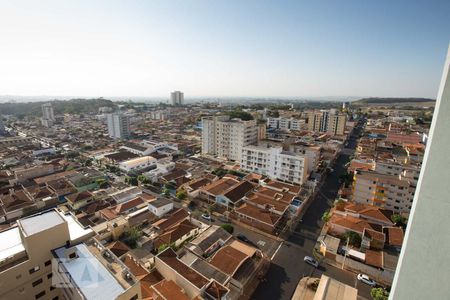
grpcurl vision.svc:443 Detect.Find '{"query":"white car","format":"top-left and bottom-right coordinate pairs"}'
top-left (357, 273), bottom-right (377, 287)
top-left (303, 256), bottom-right (319, 268)
top-left (201, 214), bottom-right (212, 221)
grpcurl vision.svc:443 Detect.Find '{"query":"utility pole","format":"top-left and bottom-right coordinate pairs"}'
top-left (341, 236), bottom-right (350, 270)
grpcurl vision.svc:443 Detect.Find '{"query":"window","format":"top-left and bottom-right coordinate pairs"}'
top-left (32, 278), bottom-right (43, 287)
top-left (35, 291), bottom-right (46, 299)
top-left (68, 252), bottom-right (77, 259)
top-left (50, 286), bottom-right (56, 291)
top-left (47, 273), bottom-right (53, 279)
top-left (52, 297), bottom-right (59, 300)
top-left (29, 266), bottom-right (40, 274)
top-left (44, 260), bottom-right (51, 267)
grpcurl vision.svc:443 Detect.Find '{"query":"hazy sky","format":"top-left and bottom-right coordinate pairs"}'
top-left (0, 0), bottom-right (449, 99)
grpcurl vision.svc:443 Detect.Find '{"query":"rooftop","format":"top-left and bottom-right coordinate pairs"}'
top-left (18, 210), bottom-right (65, 236)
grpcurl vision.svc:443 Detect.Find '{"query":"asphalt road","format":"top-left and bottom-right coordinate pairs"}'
top-left (252, 121), bottom-right (373, 300)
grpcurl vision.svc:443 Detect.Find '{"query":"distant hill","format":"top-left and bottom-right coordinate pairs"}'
top-left (353, 97), bottom-right (435, 104)
top-left (0, 98), bottom-right (116, 117)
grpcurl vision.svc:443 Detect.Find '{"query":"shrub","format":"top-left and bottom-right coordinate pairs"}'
top-left (220, 224), bottom-right (234, 234)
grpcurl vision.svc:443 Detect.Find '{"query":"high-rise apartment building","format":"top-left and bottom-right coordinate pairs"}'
top-left (107, 113), bottom-right (131, 139)
top-left (390, 46), bottom-right (450, 299)
top-left (267, 117), bottom-right (305, 131)
top-left (240, 144), bottom-right (308, 185)
top-left (351, 171), bottom-right (414, 214)
top-left (41, 103), bottom-right (55, 128)
top-left (201, 116), bottom-right (258, 161)
top-left (307, 110), bottom-right (347, 135)
top-left (0, 209), bottom-right (143, 300)
top-left (170, 91), bottom-right (184, 106)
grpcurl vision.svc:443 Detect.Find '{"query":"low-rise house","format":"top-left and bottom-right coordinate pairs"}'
top-left (119, 156), bottom-right (157, 173)
top-left (65, 191), bottom-right (94, 210)
top-left (187, 225), bottom-right (232, 257)
top-left (147, 198), bottom-right (173, 217)
top-left (153, 219), bottom-right (199, 250)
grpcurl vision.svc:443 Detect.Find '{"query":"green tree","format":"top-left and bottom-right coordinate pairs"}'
top-left (220, 224), bottom-right (234, 234)
top-left (125, 176), bottom-right (138, 186)
top-left (391, 214), bottom-right (406, 226)
top-left (158, 244), bottom-right (169, 253)
top-left (371, 288), bottom-right (389, 300)
top-left (96, 179), bottom-right (108, 189)
top-left (176, 190), bottom-right (187, 200)
top-left (120, 227), bottom-right (143, 249)
top-left (322, 210), bottom-right (331, 223)
top-left (137, 175), bottom-right (150, 184)
top-left (344, 231), bottom-right (362, 247)
top-left (226, 110), bottom-right (254, 121)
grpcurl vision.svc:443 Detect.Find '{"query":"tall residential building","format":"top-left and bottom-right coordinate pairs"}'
top-left (307, 110), bottom-right (347, 135)
top-left (389, 46), bottom-right (450, 299)
top-left (107, 113), bottom-right (131, 139)
top-left (171, 91), bottom-right (184, 106)
top-left (41, 103), bottom-right (55, 127)
top-left (241, 144), bottom-right (308, 185)
top-left (0, 209), bottom-right (141, 300)
top-left (0, 118), bottom-right (5, 136)
top-left (267, 117), bottom-right (305, 131)
top-left (201, 115), bottom-right (258, 161)
top-left (351, 170), bottom-right (414, 214)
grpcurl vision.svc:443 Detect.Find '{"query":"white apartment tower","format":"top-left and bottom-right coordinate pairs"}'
top-left (41, 103), bottom-right (55, 127)
top-left (202, 115), bottom-right (258, 161)
top-left (171, 91), bottom-right (184, 106)
top-left (107, 113), bottom-right (131, 139)
top-left (241, 144), bottom-right (308, 185)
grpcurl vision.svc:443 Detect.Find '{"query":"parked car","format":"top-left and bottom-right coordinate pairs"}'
top-left (357, 274), bottom-right (377, 287)
top-left (201, 214), bottom-right (212, 221)
top-left (303, 256), bottom-right (319, 268)
top-left (236, 234), bottom-right (252, 244)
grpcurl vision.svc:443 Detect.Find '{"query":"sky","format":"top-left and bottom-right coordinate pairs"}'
top-left (0, 0), bottom-right (449, 99)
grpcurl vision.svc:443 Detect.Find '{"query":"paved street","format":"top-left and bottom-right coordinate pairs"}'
top-left (252, 121), bottom-right (373, 300)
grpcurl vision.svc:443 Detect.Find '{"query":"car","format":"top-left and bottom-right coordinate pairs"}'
top-left (201, 214), bottom-right (212, 221)
top-left (236, 234), bottom-right (252, 244)
top-left (303, 256), bottom-right (319, 268)
top-left (357, 274), bottom-right (377, 287)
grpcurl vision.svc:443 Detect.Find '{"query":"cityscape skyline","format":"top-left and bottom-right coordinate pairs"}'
top-left (1, 0), bottom-right (449, 99)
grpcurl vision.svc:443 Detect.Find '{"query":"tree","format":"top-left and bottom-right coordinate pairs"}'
top-left (125, 176), bottom-right (138, 186)
top-left (176, 190), bottom-right (187, 200)
top-left (226, 110), bottom-right (254, 121)
top-left (322, 210), bottom-right (331, 223)
top-left (391, 214), bottom-right (406, 226)
top-left (344, 231), bottom-right (362, 247)
top-left (220, 224), bottom-right (234, 234)
top-left (371, 288), bottom-right (389, 300)
top-left (120, 227), bottom-right (143, 249)
top-left (207, 203), bottom-right (216, 214)
top-left (96, 179), bottom-right (108, 189)
top-left (137, 175), bottom-right (150, 185)
top-left (158, 244), bottom-right (169, 253)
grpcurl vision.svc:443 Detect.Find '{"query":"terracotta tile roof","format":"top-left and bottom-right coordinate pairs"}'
top-left (65, 191), bottom-right (93, 204)
top-left (265, 180), bottom-right (301, 194)
top-left (209, 244), bottom-right (249, 276)
top-left (104, 151), bottom-right (139, 162)
top-left (154, 219), bottom-right (197, 249)
top-left (152, 208), bottom-right (189, 231)
top-left (122, 255), bottom-right (149, 280)
top-left (114, 197), bottom-right (145, 214)
top-left (186, 177), bottom-right (212, 191)
top-left (162, 169), bottom-right (187, 182)
top-left (223, 180), bottom-right (255, 203)
top-left (205, 280), bottom-right (229, 300)
top-left (107, 241), bottom-right (130, 257)
top-left (330, 214), bottom-right (381, 234)
top-left (344, 203), bottom-right (394, 225)
top-left (201, 177), bottom-right (240, 196)
top-left (365, 249), bottom-right (383, 268)
top-left (99, 207), bottom-right (118, 220)
top-left (384, 226), bottom-right (404, 246)
top-left (363, 228), bottom-right (385, 242)
top-left (157, 248), bottom-right (209, 289)
top-left (235, 203), bottom-right (282, 226)
top-left (0, 190), bottom-right (34, 211)
top-left (152, 279), bottom-right (190, 300)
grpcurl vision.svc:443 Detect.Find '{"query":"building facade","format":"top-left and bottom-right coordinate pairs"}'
top-left (307, 110), bottom-right (347, 135)
top-left (267, 117), bottom-right (305, 131)
top-left (170, 91), bottom-right (184, 106)
top-left (202, 116), bottom-right (258, 161)
top-left (107, 113), bottom-right (131, 139)
top-left (352, 171), bottom-right (414, 214)
top-left (240, 144), bottom-right (308, 185)
top-left (41, 103), bottom-right (55, 128)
